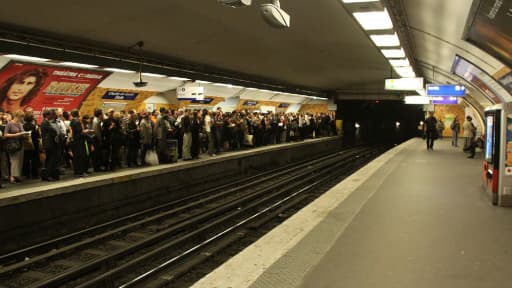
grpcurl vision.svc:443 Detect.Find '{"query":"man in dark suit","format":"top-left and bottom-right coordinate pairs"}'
top-left (41, 109), bottom-right (59, 181)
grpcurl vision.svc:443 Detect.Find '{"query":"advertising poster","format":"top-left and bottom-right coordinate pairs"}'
top-left (506, 115), bottom-right (512, 175)
top-left (451, 56), bottom-right (512, 103)
top-left (466, 0), bottom-right (512, 68)
top-left (0, 61), bottom-right (110, 121)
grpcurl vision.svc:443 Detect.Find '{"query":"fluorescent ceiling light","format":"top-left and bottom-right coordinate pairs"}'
top-left (353, 9), bottom-right (393, 30)
top-left (405, 96), bottom-right (430, 104)
top-left (370, 33), bottom-right (400, 47)
top-left (60, 62), bottom-right (99, 68)
top-left (394, 66), bottom-right (414, 74)
top-left (196, 80), bottom-right (211, 84)
top-left (142, 72), bottom-right (166, 78)
top-left (398, 71), bottom-right (416, 78)
top-left (381, 48), bottom-right (405, 58)
top-left (246, 87), bottom-right (258, 90)
top-left (169, 76), bottom-right (190, 81)
top-left (389, 58), bottom-right (410, 67)
top-left (416, 89), bottom-right (426, 96)
top-left (5, 54), bottom-right (50, 62)
top-left (342, 0), bottom-right (379, 3)
top-left (104, 68), bottom-right (135, 73)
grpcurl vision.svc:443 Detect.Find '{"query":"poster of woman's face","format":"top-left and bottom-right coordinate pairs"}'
top-left (0, 68), bottom-right (48, 113)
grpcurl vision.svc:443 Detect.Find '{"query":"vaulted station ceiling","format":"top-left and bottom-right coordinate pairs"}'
top-left (0, 0), bottom-right (509, 108)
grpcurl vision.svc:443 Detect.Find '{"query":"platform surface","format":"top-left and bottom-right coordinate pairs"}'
top-left (0, 137), bottom-right (335, 207)
top-left (192, 138), bottom-right (512, 288)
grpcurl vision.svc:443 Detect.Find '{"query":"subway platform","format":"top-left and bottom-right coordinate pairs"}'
top-left (192, 137), bottom-right (512, 288)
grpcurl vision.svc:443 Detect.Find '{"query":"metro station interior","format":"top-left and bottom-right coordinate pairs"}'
top-left (0, 0), bottom-right (511, 287)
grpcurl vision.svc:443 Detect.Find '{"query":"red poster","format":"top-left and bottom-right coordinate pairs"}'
top-left (0, 61), bottom-right (110, 121)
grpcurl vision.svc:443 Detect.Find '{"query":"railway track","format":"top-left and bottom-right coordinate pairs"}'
top-left (0, 146), bottom-right (383, 288)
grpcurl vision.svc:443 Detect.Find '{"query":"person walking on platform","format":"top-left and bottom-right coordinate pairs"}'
top-left (424, 111), bottom-right (437, 150)
top-left (450, 116), bottom-right (460, 147)
top-left (182, 110), bottom-right (192, 160)
top-left (463, 115), bottom-right (477, 158)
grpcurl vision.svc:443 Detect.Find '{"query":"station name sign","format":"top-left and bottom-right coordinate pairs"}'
top-left (102, 91), bottom-right (138, 100)
top-left (385, 77), bottom-right (424, 91)
top-left (431, 96), bottom-right (459, 105)
top-left (426, 84), bottom-right (465, 96)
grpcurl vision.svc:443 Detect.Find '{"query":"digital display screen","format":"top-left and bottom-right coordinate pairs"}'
top-left (485, 115), bottom-right (494, 163)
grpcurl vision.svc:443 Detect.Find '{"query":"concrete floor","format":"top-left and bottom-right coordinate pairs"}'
top-left (298, 139), bottom-right (512, 288)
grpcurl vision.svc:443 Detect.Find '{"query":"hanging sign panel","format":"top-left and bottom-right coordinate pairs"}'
top-left (385, 77), bottom-right (424, 91)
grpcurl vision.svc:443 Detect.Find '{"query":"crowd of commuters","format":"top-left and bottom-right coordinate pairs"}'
top-left (0, 107), bottom-right (336, 186)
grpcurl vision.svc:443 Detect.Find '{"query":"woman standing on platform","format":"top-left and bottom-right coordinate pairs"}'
top-left (4, 110), bottom-right (26, 183)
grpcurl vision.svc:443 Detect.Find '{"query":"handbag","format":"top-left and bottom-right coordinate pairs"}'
top-left (23, 135), bottom-right (35, 151)
top-left (244, 134), bottom-right (254, 146)
top-left (6, 140), bottom-right (22, 153)
top-left (145, 150), bottom-right (159, 166)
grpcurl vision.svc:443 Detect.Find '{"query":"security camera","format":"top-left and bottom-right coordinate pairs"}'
top-left (260, 0), bottom-right (290, 28)
top-left (133, 81), bottom-right (148, 88)
top-left (218, 0), bottom-right (252, 8)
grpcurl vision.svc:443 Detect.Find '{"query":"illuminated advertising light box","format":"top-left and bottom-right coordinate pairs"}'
top-left (452, 55), bottom-right (512, 103)
top-left (431, 96), bottom-right (459, 105)
top-left (426, 84), bottom-right (466, 96)
top-left (0, 60), bottom-right (110, 122)
top-left (385, 77), bottom-right (424, 91)
top-left (464, 0), bottom-right (512, 68)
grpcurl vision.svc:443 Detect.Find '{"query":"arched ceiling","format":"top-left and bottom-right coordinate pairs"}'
top-left (0, 0), bottom-right (509, 109)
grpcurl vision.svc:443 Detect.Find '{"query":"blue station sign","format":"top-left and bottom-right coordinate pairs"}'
top-left (431, 96), bottom-right (459, 105)
top-left (101, 91), bottom-right (139, 100)
top-left (426, 84), bottom-right (466, 96)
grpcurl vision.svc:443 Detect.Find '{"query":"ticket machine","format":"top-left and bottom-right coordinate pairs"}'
top-left (483, 103), bottom-right (512, 206)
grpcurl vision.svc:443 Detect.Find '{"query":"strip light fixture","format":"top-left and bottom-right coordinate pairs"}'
top-left (352, 9), bottom-right (393, 30)
top-left (104, 68), bottom-right (136, 73)
top-left (60, 62), bottom-right (99, 68)
top-left (5, 54), bottom-right (50, 62)
top-left (342, 1), bottom-right (417, 78)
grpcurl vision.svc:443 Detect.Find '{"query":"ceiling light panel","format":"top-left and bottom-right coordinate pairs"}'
top-left (342, 0), bottom-right (379, 3)
top-left (5, 54), bottom-right (50, 62)
top-left (389, 58), bottom-right (410, 67)
top-left (60, 62), bottom-right (99, 68)
top-left (142, 73), bottom-right (166, 78)
top-left (370, 33), bottom-right (400, 47)
top-left (381, 48), bottom-right (405, 58)
top-left (104, 68), bottom-right (135, 73)
top-left (353, 9), bottom-right (393, 30)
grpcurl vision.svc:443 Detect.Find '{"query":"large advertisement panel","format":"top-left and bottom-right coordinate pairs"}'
top-left (451, 55), bottom-right (512, 103)
top-left (465, 0), bottom-right (512, 68)
top-left (0, 61), bottom-right (110, 121)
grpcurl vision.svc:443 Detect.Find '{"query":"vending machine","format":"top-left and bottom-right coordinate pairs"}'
top-left (483, 103), bottom-right (512, 206)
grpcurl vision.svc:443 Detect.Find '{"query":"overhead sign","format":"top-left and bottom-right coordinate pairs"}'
top-left (0, 61), bottom-right (110, 122)
top-left (278, 103), bottom-right (290, 108)
top-left (190, 97), bottom-right (214, 104)
top-left (431, 96), bottom-right (459, 105)
top-left (177, 85), bottom-right (204, 100)
top-left (426, 84), bottom-right (466, 96)
top-left (102, 91), bottom-right (138, 100)
top-left (404, 96), bottom-right (430, 104)
top-left (385, 77), bottom-right (424, 91)
top-left (242, 100), bottom-right (258, 106)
